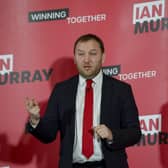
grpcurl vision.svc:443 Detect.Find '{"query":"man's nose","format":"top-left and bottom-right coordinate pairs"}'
top-left (83, 54), bottom-right (90, 62)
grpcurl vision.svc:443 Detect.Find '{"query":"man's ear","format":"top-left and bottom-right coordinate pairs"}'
top-left (74, 55), bottom-right (77, 64)
top-left (102, 53), bottom-right (105, 63)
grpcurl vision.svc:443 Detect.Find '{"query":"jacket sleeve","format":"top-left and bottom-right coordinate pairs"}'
top-left (26, 84), bottom-right (60, 144)
top-left (104, 84), bottom-right (142, 150)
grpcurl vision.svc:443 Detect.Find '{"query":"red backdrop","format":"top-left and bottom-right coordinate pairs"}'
top-left (0, 0), bottom-right (168, 168)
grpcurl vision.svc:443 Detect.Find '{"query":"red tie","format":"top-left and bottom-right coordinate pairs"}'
top-left (82, 79), bottom-right (94, 158)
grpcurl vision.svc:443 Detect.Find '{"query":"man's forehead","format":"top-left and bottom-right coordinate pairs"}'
top-left (76, 48), bottom-right (98, 52)
top-left (77, 39), bottom-right (98, 44)
top-left (76, 40), bottom-right (100, 48)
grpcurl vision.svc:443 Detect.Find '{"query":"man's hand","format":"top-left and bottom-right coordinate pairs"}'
top-left (94, 124), bottom-right (113, 141)
top-left (25, 97), bottom-right (40, 127)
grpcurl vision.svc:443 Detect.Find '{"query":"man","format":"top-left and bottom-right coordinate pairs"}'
top-left (25, 34), bottom-right (141, 168)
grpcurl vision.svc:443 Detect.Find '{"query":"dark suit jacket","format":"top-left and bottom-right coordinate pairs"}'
top-left (27, 74), bottom-right (141, 168)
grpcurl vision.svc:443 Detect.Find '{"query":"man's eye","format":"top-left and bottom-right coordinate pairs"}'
top-left (90, 52), bottom-right (97, 55)
top-left (78, 53), bottom-right (85, 56)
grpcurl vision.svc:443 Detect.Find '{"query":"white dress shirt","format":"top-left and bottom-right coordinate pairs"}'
top-left (73, 70), bottom-right (104, 163)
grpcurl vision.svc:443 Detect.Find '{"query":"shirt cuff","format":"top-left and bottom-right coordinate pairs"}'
top-left (106, 139), bottom-right (113, 145)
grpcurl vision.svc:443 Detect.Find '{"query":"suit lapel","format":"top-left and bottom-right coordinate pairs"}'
top-left (100, 75), bottom-right (114, 124)
top-left (61, 76), bottom-right (78, 166)
top-left (69, 75), bottom-right (79, 150)
top-left (69, 75), bottom-right (79, 131)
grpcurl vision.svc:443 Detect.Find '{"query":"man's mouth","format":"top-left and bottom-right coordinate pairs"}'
top-left (84, 66), bottom-right (91, 70)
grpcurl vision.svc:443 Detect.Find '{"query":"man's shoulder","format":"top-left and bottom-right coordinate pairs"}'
top-left (55, 75), bottom-right (78, 89)
top-left (103, 74), bottom-right (131, 88)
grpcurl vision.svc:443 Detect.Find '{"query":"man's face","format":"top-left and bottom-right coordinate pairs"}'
top-left (74, 39), bottom-right (104, 79)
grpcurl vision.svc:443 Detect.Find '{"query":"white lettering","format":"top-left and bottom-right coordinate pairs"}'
top-left (139, 114), bottom-right (161, 135)
top-left (67, 14), bottom-right (106, 24)
top-left (133, 0), bottom-right (165, 24)
top-left (0, 54), bottom-right (13, 75)
top-left (118, 70), bottom-right (157, 81)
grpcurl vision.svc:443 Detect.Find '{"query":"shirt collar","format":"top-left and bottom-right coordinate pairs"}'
top-left (78, 70), bottom-right (103, 86)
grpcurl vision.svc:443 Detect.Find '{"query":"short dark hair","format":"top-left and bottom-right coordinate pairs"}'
top-left (73, 34), bottom-right (105, 54)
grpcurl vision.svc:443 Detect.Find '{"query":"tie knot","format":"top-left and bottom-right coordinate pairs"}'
top-left (86, 79), bottom-right (93, 89)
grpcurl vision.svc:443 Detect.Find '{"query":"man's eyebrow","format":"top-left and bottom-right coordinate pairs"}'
top-left (89, 49), bottom-right (97, 51)
top-left (76, 48), bottom-right (98, 52)
top-left (76, 49), bottom-right (84, 52)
